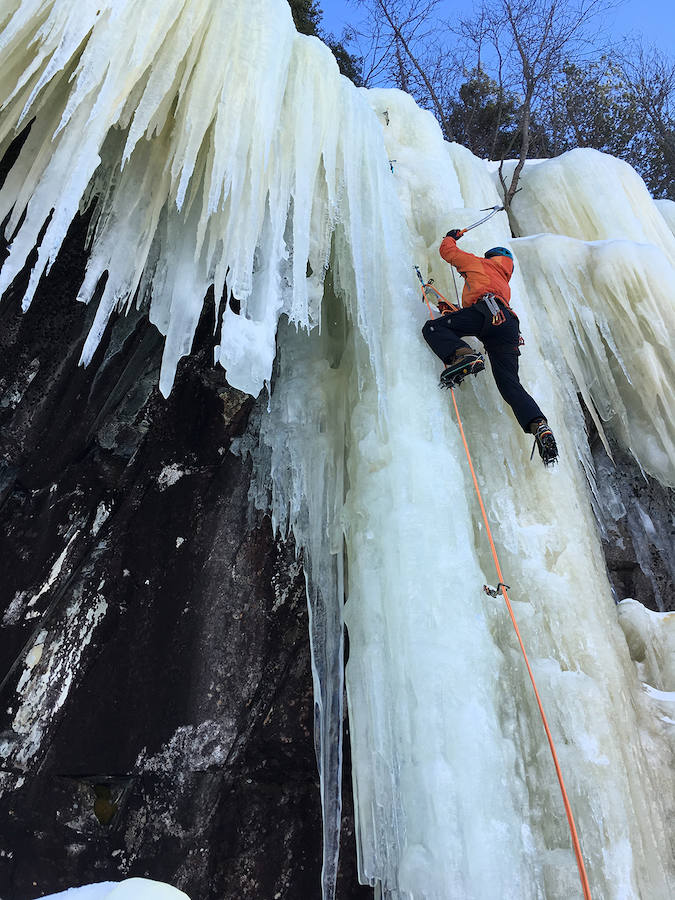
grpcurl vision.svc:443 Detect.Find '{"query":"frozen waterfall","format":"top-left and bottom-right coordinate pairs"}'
top-left (0, 2), bottom-right (673, 899)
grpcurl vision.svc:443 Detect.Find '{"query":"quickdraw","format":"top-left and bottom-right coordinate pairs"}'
top-left (483, 582), bottom-right (510, 598)
top-left (481, 292), bottom-right (507, 326)
top-left (414, 266), bottom-right (459, 317)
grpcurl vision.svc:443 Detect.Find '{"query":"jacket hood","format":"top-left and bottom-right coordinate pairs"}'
top-left (489, 254), bottom-right (514, 281)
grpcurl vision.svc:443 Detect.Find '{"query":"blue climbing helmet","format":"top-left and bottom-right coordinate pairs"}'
top-left (485, 246), bottom-right (513, 260)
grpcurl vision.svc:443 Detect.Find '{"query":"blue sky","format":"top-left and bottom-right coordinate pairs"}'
top-left (318, 0), bottom-right (675, 56)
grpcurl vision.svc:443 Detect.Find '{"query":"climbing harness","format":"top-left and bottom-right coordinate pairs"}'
top-left (416, 264), bottom-right (591, 897)
top-left (420, 252), bottom-right (524, 344)
top-left (480, 292), bottom-right (506, 326)
top-left (449, 387), bottom-right (591, 900)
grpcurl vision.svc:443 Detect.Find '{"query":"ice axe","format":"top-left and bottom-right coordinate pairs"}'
top-left (452, 204), bottom-right (505, 238)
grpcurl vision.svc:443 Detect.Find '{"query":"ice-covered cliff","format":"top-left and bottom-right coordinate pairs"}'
top-left (0, 2), bottom-right (673, 899)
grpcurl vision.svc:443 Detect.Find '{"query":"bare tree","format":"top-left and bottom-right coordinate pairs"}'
top-left (458, 0), bottom-right (614, 208)
top-left (618, 44), bottom-right (675, 197)
top-left (349, 0), bottom-right (456, 139)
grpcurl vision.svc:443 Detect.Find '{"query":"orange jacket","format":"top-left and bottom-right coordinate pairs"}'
top-left (439, 236), bottom-right (513, 308)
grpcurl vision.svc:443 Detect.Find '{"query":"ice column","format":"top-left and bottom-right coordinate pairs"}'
top-left (502, 150), bottom-right (675, 486)
top-left (339, 91), bottom-right (675, 898)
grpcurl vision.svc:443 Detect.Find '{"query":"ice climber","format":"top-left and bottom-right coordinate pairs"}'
top-left (422, 230), bottom-right (558, 466)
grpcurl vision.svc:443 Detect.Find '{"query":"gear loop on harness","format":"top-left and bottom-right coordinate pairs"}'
top-left (480, 292), bottom-right (507, 326)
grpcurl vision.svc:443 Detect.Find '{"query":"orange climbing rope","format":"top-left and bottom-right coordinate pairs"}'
top-left (414, 266), bottom-right (460, 317)
top-left (416, 267), bottom-right (590, 897)
top-left (448, 387), bottom-right (592, 900)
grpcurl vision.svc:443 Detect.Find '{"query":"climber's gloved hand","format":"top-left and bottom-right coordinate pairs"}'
top-left (437, 300), bottom-right (454, 315)
top-left (445, 229), bottom-right (463, 240)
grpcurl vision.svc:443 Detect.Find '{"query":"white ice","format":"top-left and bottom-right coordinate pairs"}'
top-left (503, 150), bottom-right (675, 486)
top-left (656, 198), bottom-right (675, 236)
top-left (1, 3), bottom-right (674, 900)
top-left (0, 0), bottom-right (378, 398)
top-left (617, 599), bottom-right (675, 693)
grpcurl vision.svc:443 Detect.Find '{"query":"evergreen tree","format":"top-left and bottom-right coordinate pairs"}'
top-left (288, 1), bottom-right (363, 85)
top-left (544, 61), bottom-right (634, 156)
top-left (446, 69), bottom-right (520, 159)
top-left (288, 0), bottom-right (323, 35)
top-left (541, 59), bottom-right (674, 199)
top-left (618, 47), bottom-right (675, 199)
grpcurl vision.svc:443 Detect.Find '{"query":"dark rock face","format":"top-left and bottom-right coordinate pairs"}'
top-left (581, 403), bottom-right (674, 613)
top-left (0, 209), bottom-right (367, 899)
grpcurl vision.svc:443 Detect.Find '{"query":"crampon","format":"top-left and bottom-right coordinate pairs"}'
top-left (440, 352), bottom-right (485, 388)
top-left (530, 421), bottom-right (558, 467)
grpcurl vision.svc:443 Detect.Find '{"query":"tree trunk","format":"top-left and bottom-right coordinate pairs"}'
top-left (500, 87), bottom-right (534, 210)
top-left (375, 1), bottom-right (455, 140)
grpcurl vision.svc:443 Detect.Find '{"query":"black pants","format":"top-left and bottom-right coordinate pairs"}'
top-left (422, 305), bottom-right (545, 432)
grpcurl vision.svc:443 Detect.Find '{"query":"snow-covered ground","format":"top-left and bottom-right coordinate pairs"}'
top-left (42, 878), bottom-right (189, 899)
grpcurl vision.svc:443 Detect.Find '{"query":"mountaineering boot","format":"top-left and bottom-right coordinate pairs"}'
top-left (440, 350), bottom-right (485, 388)
top-left (530, 419), bottom-right (558, 467)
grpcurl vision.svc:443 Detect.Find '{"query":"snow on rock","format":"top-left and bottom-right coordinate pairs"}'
top-left (42, 878), bottom-right (190, 899)
top-left (0, 585), bottom-right (108, 769)
top-left (157, 464), bottom-right (186, 490)
top-left (135, 720), bottom-right (236, 773)
top-left (91, 502), bottom-right (110, 535)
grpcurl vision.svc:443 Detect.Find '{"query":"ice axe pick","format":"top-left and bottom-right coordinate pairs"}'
top-left (454, 204), bottom-right (505, 237)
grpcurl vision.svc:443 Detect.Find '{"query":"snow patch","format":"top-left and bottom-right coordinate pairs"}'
top-left (91, 502), bottom-right (110, 535)
top-left (157, 464), bottom-right (185, 490)
top-left (3, 591), bottom-right (28, 626)
top-left (41, 879), bottom-right (190, 899)
top-left (26, 531), bottom-right (79, 609)
top-left (136, 721), bottom-right (237, 775)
